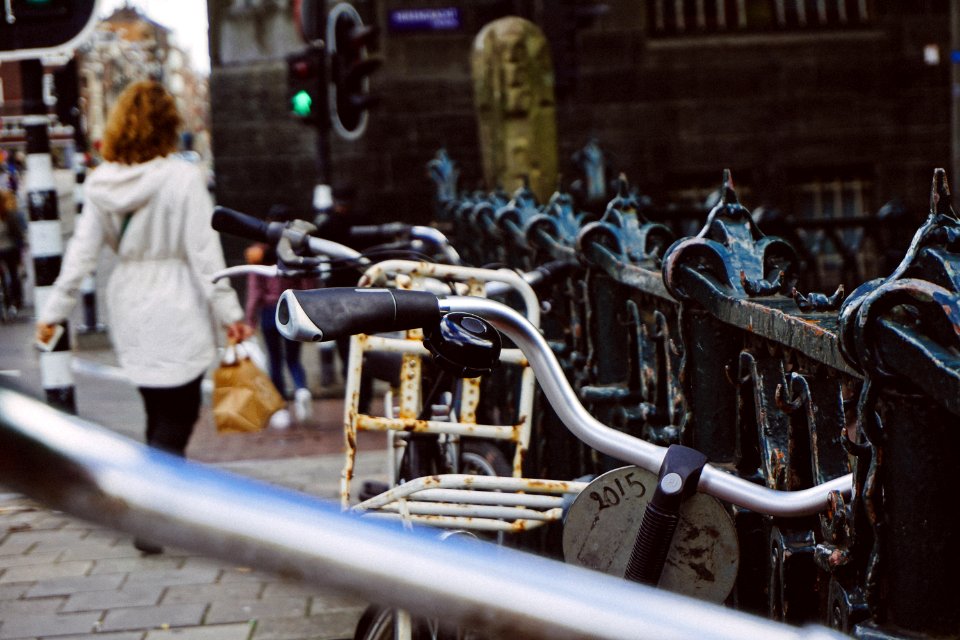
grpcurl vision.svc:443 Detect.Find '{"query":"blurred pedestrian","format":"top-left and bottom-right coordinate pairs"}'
top-left (0, 188), bottom-right (25, 315)
top-left (0, 149), bottom-right (21, 193)
top-left (244, 206), bottom-right (317, 424)
top-left (35, 81), bottom-right (252, 552)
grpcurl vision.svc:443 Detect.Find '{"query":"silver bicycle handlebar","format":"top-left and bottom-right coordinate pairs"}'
top-left (437, 296), bottom-right (853, 517)
top-left (410, 225), bottom-right (462, 264)
top-left (212, 263), bottom-right (456, 296)
top-left (275, 289), bottom-right (851, 516)
top-left (211, 264), bottom-right (279, 283)
top-left (211, 263), bottom-right (336, 284)
top-left (304, 234), bottom-right (365, 262)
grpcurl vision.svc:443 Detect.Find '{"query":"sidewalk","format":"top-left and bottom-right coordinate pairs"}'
top-left (0, 453), bottom-right (387, 640)
top-left (0, 309), bottom-right (392, 639)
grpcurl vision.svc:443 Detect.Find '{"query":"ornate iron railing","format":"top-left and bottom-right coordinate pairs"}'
top-left (431, 149), bottom-right (960, 639)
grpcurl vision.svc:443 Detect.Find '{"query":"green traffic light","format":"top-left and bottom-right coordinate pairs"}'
top-left (291, 90), bottom-right (313, 117)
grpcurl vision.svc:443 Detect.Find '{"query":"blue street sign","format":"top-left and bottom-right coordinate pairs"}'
top-left (388, 8), bottom-right (460, 33)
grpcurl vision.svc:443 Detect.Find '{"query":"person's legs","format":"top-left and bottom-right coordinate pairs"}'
top-left (260, 306), bottom-right (287, 397)
top-left (285, 337), bottom-right (312, 420)
top-left (284, 338), bottom-right (307, 390)
top-left (0, 248), bottom-right (22, 309)
top-left (138, 374), bottom-right (203, 456)
top-left (135, 374), bottom-right (203, 553)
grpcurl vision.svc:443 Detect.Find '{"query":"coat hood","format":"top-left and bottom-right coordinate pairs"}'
top-left (85, 157), bottom-right (171, 214)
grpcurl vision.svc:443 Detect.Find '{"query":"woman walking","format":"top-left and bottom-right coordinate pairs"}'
top-left (36, 82), bottom-right (252, 553)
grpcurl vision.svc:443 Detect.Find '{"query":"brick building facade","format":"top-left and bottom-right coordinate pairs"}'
top-left (207, 1), bottom-right (951, 233)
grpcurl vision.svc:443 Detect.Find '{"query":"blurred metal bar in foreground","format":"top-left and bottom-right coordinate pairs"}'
top-left (0, 383), bottom-right (844, 640)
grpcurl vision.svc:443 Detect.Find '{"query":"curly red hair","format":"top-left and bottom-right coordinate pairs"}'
top-left (101, 81), bottom-right (182, 165)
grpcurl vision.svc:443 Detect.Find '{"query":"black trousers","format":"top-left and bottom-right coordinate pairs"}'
top-left (0, 247), bottom-right (23, 308)
top-left (138, 374), bottom-right (203, 456)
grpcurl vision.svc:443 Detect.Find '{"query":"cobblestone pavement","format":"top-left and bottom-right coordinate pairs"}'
top-left (1, 307), bottom-right (393, 639)
top-left (0, 452), bottom-right (390, 640)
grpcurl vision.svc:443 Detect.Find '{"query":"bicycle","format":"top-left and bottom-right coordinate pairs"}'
top-left (212, 208), bottom-right (587, 640)
top-left (276, 286), bottom-right (854, 630)
top-left (212, 208), bottom-right (575, 514)
top-left (278, 288), bottom-right (851, 512)
top-left (216, 208), bottom-right (802, 634)
top-left (343, 260), bottom-right (543, 505)
top-left (334, 266), bottom-right (583, 640)
top-left (210, 207), bottom-right (575, 519)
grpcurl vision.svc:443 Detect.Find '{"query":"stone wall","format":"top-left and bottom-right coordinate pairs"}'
top-left (207, 0), bottom-right (951, 244)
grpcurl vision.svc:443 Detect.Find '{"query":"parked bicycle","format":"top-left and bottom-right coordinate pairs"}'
top-left (211, 207), bottom-right (584, 640)
top-left (276, 286), bottom-right (854, 634)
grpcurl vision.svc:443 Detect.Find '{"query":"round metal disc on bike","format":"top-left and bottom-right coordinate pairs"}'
top-left (562, 466), bottom-right (739, 603)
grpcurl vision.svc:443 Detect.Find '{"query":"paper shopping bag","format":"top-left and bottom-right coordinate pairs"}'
top-left (212, 346), bottom-right (285, 434)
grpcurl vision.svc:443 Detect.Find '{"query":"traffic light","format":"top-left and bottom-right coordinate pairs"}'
top-left (0, 0), bottom-right (98, 60)
top-left (286, 45), bottom-right (326, 126)
top-left (327, 2), bottom-right (381, 141)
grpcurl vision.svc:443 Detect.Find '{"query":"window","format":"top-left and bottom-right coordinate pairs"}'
top-left (795, 177), bottom-right (868, 220)
top-left (790, 175), bottom-right (875, 289)
top-left (648, 0), bottom-right (872, 36)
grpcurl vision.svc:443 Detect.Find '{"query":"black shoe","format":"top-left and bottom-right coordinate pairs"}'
top-left (134, 538), bottom-right (163, 555)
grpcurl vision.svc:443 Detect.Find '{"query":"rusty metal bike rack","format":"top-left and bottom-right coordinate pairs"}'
top-left (342, 259), bottom-right (586, 534)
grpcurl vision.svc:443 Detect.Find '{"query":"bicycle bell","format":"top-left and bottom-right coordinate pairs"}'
top-left (424, 312), bottom-right (502, 378)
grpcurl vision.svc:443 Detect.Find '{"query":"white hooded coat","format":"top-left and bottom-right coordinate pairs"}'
top-left (40, 156), bottom-right (243, 387)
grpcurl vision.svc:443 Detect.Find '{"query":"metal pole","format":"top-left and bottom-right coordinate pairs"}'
top-left (21, 58), bottom-right (76, 413)
top-left (0, 383), bottom-right (846, 640)
top-left (312, 123), bottom-right (333, 214)
top-left (313, 19), bottom-right (333, 216)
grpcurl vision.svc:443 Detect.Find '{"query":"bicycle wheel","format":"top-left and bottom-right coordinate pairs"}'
top-left (459, 440), bottom-right (511, 477)
top-left (354, 605), bottom-right (444, 640)
top-left (397, 433), bottom-right (448, 483)
top-left (354, 605), bottom-right (396, 640)
top-left (353, 604), bottom-right (487, 640)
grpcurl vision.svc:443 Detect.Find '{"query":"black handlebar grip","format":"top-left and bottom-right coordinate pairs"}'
top-left (528, 259), bottom-right (578, 291)
top-left (212, 207), bottom-right (284, 243)
top-left (282, 287), bottom-right (440, 342)
top-left (538, 259), bottom-right (578, 280)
